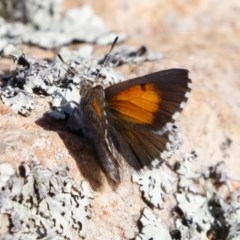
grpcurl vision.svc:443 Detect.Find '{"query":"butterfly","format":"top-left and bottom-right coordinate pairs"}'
top-left (67, 67), bottom-right (191, 182)
top-left (63, 37), bottom-right (191, 182)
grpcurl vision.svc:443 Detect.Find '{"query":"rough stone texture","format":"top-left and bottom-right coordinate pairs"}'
top-left (1, 0), bottom-right (240, 239)
top-left (76, 0), bottom-right (240, 180)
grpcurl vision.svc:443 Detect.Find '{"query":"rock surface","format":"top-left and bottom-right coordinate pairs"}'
top-left (1, 0), bottom-right (240, 239)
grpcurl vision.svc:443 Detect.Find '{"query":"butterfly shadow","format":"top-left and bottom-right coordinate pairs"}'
top-left (35, 114), bottom-right (115, 191)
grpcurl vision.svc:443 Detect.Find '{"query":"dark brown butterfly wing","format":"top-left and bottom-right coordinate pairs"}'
top-left (105, 69), bottom-right (191, 169)
top-left (69, 86), bottom-right (122, 182)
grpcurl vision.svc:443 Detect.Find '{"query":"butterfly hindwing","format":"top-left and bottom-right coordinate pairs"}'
top-left (106, 118), bottom-right (169, 169)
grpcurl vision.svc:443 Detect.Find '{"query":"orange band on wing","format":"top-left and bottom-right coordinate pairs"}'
top-left (109, 83), bottom-right (162, 124)
top-left (92, 97), bottom-right (102, 119)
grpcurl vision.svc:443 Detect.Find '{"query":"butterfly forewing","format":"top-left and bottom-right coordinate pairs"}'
top-left (105, 69), bottom-right (191, 169)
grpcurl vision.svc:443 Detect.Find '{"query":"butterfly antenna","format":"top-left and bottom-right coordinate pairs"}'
top-left (57, 53), bottom-right (78, 75)
top-left (95, 36), bottom-right (118, 83)
top-left (57, 53), bottom-right (65, 64)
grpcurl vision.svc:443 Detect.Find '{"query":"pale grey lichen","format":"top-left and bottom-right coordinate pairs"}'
top-left (0, 87), bottom-right (34, 116)
top-left (224, 190), bottom-right (240, 239)
top-left (203, 164), bottom-right (240, 240)
top-left (0, 161), bottom-right (94, 240)
top-left (172, 151), bottom-right (213, 239)
top-left (172, 153), bottom-right (240, 240)
top-left (132, 164), bottom-right (176, 208)
top-left (135, 208), bottom-right (172, 240)
top-left (175, 151), bottom-right (200, 193)
top-left (0, 163), bottom-right (15, 183)
top-left (174, 218), bottom-right (205, 240)
top-left (0, 0), bottom-right (63, 26)
top-left (0, 40), bottom-right (162, 117)
top-left (175, 192), bottom-right (214, 234)
top-left (0, 2), bottom-right (126, 54)
top-left (132, 123), bottom-right (184, 209)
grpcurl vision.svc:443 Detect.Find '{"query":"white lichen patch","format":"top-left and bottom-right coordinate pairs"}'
top-left (0, 86), bottom-right (34, 116)
top-left (172, 152), bottom-right (240, 240)
top-left (175, 151), bottom-right (200, 193)
top-left (135, 208), bottom-right (172, 240)
top-left (132, 123), bottom-right (185, 209)
top-left (172, 151), bottom-right (212, 239)
top-left (175, 192), bottom-right (214, 234)
top-left (224, 190), bottom-right (240, 238)
top-left (132, 164), bottom-right (176, 208)
top-left (0, 37), bottom-right (161, 117)
top-left (174, 218), bottom-right (205, 240)
top-left (0, 163), bottom-right (15, 183)
top-left (203, 164), bottom-right (240, 240)
top-left (0, 161), bottom-right (94, 240)
top-left (0, 3), bottom-right (126, 52)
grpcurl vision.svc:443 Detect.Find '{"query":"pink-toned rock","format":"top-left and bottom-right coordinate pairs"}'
top-left (1, 0), bottom-right (240, 239)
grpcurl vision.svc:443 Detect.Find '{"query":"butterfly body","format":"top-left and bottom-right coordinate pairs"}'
top-left (78, 85), bottom-right (122, 182)
top-left (68, 68), bottom-right (191, 182)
